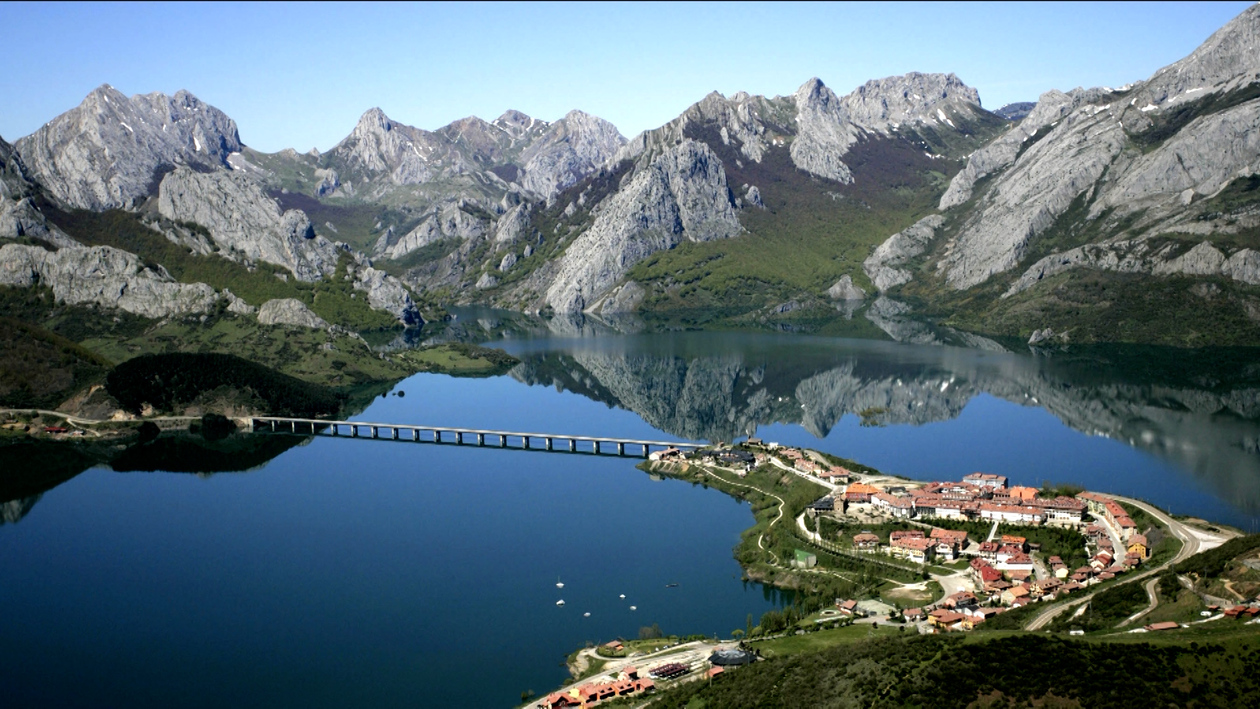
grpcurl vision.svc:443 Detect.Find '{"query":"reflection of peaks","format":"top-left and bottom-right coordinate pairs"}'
top-left (1, 495), bottom-right (41, 524)
top-left (508, 337), bottom-right (1260, 513)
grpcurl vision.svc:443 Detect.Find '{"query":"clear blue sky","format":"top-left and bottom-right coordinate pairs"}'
top-left (1, 1), bottom-right (1253, 152)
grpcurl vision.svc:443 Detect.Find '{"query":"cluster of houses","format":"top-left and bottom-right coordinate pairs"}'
top-left (537, 668), bottom-right (655, 708)
top-left (826, 473), bottom-right (1091, 527)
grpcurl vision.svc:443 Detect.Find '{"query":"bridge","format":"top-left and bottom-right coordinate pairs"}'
top-left (250, 416), bottom-right (704, 458)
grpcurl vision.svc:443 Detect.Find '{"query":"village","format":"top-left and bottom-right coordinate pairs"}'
top-left (537, 439), bottom-right (1257, 707)
top-left (651, 441), bottom-right (1177, 633)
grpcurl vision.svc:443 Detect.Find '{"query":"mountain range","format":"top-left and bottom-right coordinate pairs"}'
top-left (3, 4), bottom-right (1260, 347)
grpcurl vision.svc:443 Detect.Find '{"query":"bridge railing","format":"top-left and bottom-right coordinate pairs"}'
top-left (249, 416), bottom-right (704, 458)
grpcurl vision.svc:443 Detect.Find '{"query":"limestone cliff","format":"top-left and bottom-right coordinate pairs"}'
top-left (15, 85), bottom-right (241, 210)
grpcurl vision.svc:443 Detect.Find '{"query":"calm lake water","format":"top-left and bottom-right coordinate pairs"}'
top-left (3, 328), bottom-right (1260, 707)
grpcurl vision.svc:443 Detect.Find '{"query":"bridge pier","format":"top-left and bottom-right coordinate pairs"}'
top-left (500, 435), bottom-right (507, 447)
top-left (331, 424), bottom-right (338, 436)
top-left (546, 438), bottom-right (553, 451)
top-left (524, 436), bottom-right (530, 449)
top-left (392, 428), bottom-right (399, 440)
top-left (617, 442), bottom-right (624, 456)
top-left (351, 425), bottom-right (359, 437)
top-left (477, 433), bottom-right (484, 445)
top-left (370, 426), bottom-right (378, 439)
top-left (569, 439), bottom-right (576, 452)
top-left (456, 432), bottom-right (463, 444)
top-left (412, 429), bottom-right (419, 441)
top-left (434, 430), bottom-right (442, 443)
top-left (594, 440), bottom-right (601, 454)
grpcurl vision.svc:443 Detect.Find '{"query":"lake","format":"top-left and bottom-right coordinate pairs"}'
top-left (3, 328), bottom-right (1260, 706)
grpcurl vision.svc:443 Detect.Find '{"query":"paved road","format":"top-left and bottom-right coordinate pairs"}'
top-left (1025, 495), bottom-right (1229, 631)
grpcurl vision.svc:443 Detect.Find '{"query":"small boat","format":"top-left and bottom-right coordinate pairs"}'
top-left (619, 594), bottom-right (626, 599)
top-left (583, 612), bottom-right (591, 617)
top-left (556, 599), bottom-right (565, 606)
top-left (665, 583), bottom-right (679, 588)
top-left (556, 576), bottom-right (565, 589)
top-left (629, 605), bottom-right (637, 611)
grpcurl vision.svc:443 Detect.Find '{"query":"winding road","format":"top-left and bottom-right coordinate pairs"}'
top-left (1025, 494), bottom-right (1230, 631)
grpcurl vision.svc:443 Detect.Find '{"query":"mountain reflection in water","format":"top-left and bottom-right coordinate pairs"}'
top-left (493, 332), bottom-right (1260, 523)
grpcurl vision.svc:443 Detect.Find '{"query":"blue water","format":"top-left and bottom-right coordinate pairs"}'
top-left (0, 375), bottom-right (782, 708)
top-left (4, 331), bottom-right (1260, 707)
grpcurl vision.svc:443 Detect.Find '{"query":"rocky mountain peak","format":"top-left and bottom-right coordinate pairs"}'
top-left (1129, 3), bottom-right (1260, 114)
top-left (14, 85), bottom-right (242, 210)
top-left (840, 72), bottom-right (982, 133)
top-left (353, 107), bottom-right (394, 136)
top-left (793, 77), bottom-right (837, 110)
top-left (493, 109), bottom-right (544, 139)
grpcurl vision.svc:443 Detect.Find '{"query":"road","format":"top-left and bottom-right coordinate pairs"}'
top-left (1025, 494), bottom-right (1230, 631)
top-left (0, 408), bottom-right (199, 426)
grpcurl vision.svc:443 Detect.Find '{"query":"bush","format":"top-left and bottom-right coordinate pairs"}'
top-left (107, 353), bottom-right (342, 417)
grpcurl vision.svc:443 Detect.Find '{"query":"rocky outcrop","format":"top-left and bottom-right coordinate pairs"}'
top-left (381, 202), bottom-right (487, 259)
top-left (840, 72), bottom-right (983, 134)
top-left (346, 259), bottom-right (422, 326)
top-left (0, 136), bottom-right (76, 247)
top-left (544, 140), bottom-right (742, 313)
top-left (256, 298), bottom-right (329, 329)
top-left (1092, 100), bottom-right (1260, 215)
top-left (518, 110), bottom-right (626, 198)
top-left (826, 275), bottom-right (866, 300)
top-left (863, 215), bottom-right (943, 292)
top-left (939, 87), bottom-right (1113, 210)
top-left (1122, 4), bottom-right (1260, 126)
top-left (1007, 239), bottom-right (1260, 296)
top-left (327, 106), bottom-right (623, 201)
top-left (0, 243), bottom-right (220, 318)
top-left (940, 100), bottom-right (1127, 289)
top-left (15, 85), bottom-right (242, 210)
top-left (790, 78), bottom-right (860, 183)
top-left (157, 167), bottom-right (340, 281)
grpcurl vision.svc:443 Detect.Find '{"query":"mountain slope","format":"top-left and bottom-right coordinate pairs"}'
top-left (876, 3), bottom-right (1260, 346)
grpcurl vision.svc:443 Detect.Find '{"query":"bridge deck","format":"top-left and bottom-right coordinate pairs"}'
top-left (250, 416), bottom-right (703, 453)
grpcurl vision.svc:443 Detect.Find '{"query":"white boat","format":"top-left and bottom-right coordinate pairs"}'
top-left (619, 594), bottom-right (626, 599)
top-left (556, 576), bottom-right (565, 589)
top-left (556, 599), bottom-right (565, 606)
top-left (629, 605), bottom-right (637, 611)
top-left (583, 612), bottom-right (591, 617)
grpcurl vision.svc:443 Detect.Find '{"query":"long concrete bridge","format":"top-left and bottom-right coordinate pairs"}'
top-left (250, 416), bottom-right (704, 458)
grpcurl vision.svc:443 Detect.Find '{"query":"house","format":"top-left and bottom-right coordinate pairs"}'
top-left (890, 536), bottom-right (936, 564)
top-left (794, 458), bottom-right (819, 474)
top-left (602, 640), bottom-right (625, 654)
top-left (978, 503), bottom-right (1045, 525)
top-left (1000, 535), bottom-right (1028, 550)
top-left (1145, 621), bottom-right (1180, 632)
top-left (978, 565), bottom-right (1004, 589)
top-left (792, 549), bottom-right (817, 569)
top-left (853, 533), bottom-right (881, 550)
top-left (890, 530), bottom-right (926, 543)
top-left (928, 609), bottom-right (967, 629)
top-left (649, 447), bottom-right (684, 462)
top-left (1001, 585), bottom-right (1031, 606)
top-left (818, 467), bottom-right (852, 483)
top-left (872, 492), bottom-right (914, 518)
top-left (836, 599), bottom-right (865, 617)
top-left (1007, 486), bottom-right (1038, 501)
top-left (905, 607), bottom-right (926, 621)
top-left (963, 473), bottom-right (1008, 489)
top-left (995, 544), bottom-right (1024, 564)
top-left (844, 483), bottom-right (880, 503)
top-left (807, 496), bottom-right (836, 517)
top-left (943, 591), bottom-right (978, 609)
top-left (977, 541), bottom-right (1001, 559)
top-left (930, 527), bottom-right (969, 550)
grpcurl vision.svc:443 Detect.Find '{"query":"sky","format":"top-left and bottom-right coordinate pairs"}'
top-left (1, 1), bottom-right (1254, 153)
